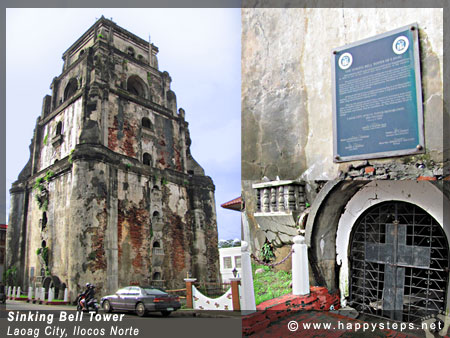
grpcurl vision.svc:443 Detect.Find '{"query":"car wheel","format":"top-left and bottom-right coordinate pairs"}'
top-left (103, 300), bottom-right (112, 313)
top-left (161, 311), bottom-right (172, 317)
top-left (135, 302), bottom-right (146, 317)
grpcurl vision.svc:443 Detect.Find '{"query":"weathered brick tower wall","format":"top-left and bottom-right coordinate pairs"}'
top-left (6, 17), bottom-right (220, 300)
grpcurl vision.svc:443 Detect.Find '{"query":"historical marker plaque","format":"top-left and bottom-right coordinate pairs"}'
top-left (332, 23), bottom-right (424, 162)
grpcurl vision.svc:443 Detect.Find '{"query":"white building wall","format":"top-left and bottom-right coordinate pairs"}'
top-left (219, 246), bottom-right (242, 282)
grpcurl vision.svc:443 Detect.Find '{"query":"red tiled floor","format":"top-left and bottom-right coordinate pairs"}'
top-left (246, 311), bottom-right (433, 338)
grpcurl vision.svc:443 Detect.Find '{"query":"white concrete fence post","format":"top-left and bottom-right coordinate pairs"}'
top-left (17, 286), bottom-right (21, 298)
top-left (34, 287), bottom-right (39, 301)
top-left (40, 288), bottom-right (45, 302)
top-left (241, 241), bottom-right (256, 312)
top-left (7, 286), bottom-right (11, 298)
top-left (64, 288), bottom-right (68, 302)
top-left (28, 287), bottom-right (33, 300)
top-left (48, 288), bottom-right (54, 302)
top-left (292, 235), bottom-right (310, 296)
top-left (12, 286), bottom-right (16, 299)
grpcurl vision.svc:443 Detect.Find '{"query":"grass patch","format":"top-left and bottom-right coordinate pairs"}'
top-left (252, 264), bottom-right (292, 305)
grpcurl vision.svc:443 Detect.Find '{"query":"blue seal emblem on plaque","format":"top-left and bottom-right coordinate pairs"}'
top-left (393, 36), bottom-right (409, 55)
top-left (338, 52), bottom-right (353, 69)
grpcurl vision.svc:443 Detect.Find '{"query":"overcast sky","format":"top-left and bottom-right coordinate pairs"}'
top-left (5, 8), bottom-right (241, 240)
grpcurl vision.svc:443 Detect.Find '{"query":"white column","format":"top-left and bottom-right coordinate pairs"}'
top-left (292, 235), bottom-right (310, 296)
top-left (40, 288), bottom-right (45, 302)
top-left (35, 287), bottom-right (39, 301)
top-left (16, 287), bottom-right (21, 298)
top-left (64, 288), bottom-right (68, 302)
top-left (28, 287), bottom-right (33, 300)
top-left (7, 286), bottom-right (11, 297)
top-left (241, 241), bottom-right (256, 312)
top-left (48, 288), bottom-right (54, 302)
top-left (12, 286), bottom-right (16, 299)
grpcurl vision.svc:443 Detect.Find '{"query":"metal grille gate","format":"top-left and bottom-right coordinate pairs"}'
top-left (349, 201), bottom-right (449, 323)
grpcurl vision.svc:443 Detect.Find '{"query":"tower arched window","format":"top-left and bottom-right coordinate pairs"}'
top-left (153, 272), bottom-right (161, 280)
top-left (56, 122), bottom-right (62, 135)
top-left (143, 153), bottom-right (152, 166)
top-left (127, 46), bottom-right (135, 57)
top-left (42, 212), bottom-right (48, 230)
top-left (63, 78), bottom-right (78, 101)
top-left (152, 211), bottom-right (160, 223)
top-left (142, 117), bottom-right (152, 130)
top-left (153, 241), bottom-right (160, 248)
top-left (127, 75), bottom-right (147, 99)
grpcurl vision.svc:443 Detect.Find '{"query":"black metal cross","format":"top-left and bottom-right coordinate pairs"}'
top-left (365, 221), bottom-right (431, 321)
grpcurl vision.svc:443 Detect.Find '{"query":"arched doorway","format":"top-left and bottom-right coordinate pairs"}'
top-left (43, 275), bottom-right (62, 300)
top-left (349, 201), bottom-right (449, 324)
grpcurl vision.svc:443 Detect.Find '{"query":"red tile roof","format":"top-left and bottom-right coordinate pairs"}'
top-left (220, 197), bottom-right (241, 211)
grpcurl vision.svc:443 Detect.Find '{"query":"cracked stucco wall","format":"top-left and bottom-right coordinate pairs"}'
top-left (242, 8), bottom-right (444, 181)
top-left (38, 98), bottom-right (83, 170)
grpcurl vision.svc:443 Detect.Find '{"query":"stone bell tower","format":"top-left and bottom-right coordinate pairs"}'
top-left (7, 16), bottom-right (220, 300)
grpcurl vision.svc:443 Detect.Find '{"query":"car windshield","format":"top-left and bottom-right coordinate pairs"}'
top-left (142, 288), bottom-right (167, 296)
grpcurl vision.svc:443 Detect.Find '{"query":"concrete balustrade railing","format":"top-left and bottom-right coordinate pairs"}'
top-left (7, 285), bottom-right (69, 304)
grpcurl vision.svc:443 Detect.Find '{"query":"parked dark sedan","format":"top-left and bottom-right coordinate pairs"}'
top-left (101, 286), bottom-right (181, 317)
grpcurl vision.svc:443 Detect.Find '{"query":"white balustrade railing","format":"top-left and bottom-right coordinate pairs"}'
top-left (253, 180), bottom-right (306, 214)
